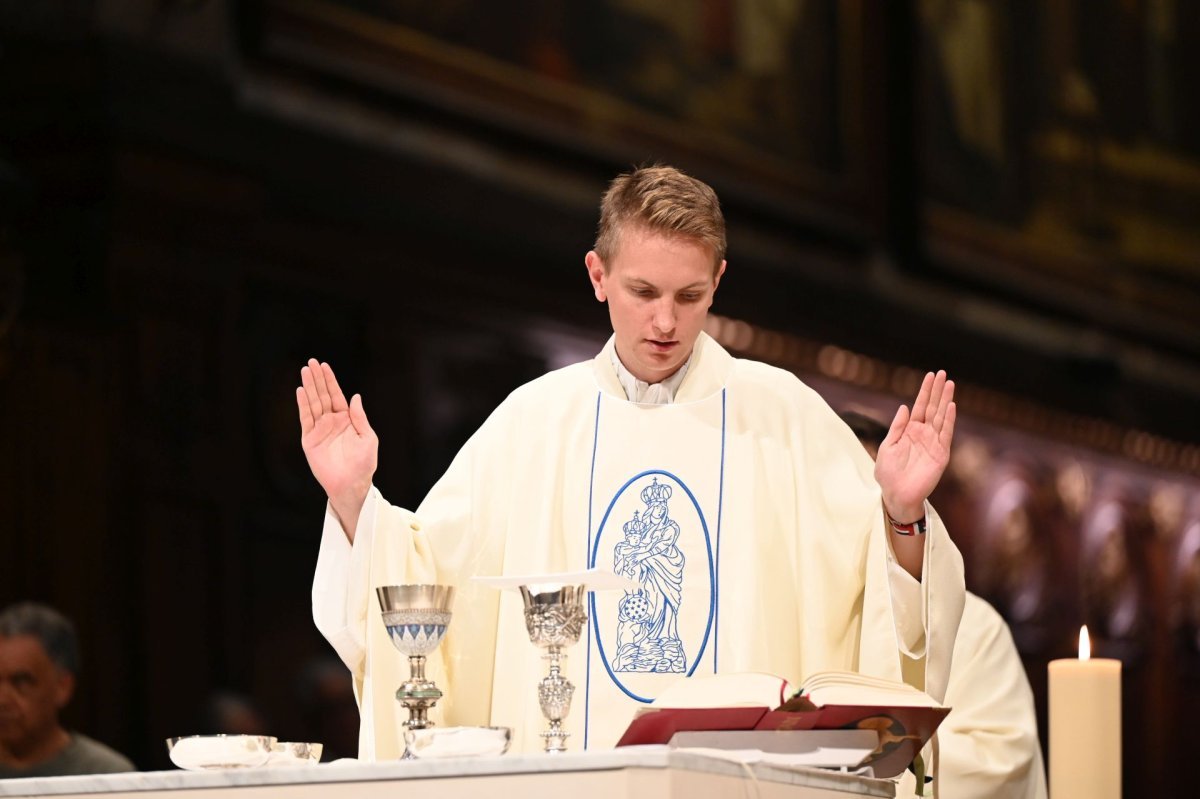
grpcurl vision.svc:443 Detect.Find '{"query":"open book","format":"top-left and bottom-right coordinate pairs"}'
top-left (615, 671), bottom-right (949, 779)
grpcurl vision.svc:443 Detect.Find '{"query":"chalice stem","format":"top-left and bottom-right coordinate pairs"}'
top-left (539, 645), bottom-right (575, 753)
top-left (377, 584), bottom-right (454, 749)
top-left (519, 583), bottom-right (587, 754)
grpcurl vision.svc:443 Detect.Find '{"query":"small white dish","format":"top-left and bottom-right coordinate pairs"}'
top-left (166, 735), bottom-right (276, 770)
top-left (267, 741), bottom-right (324, 766)
top-left (405, 726), bottom-right (512, 759)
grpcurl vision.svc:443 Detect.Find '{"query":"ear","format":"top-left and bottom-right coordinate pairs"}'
top-left (53, 670), bottom-right (75, 711)
top-left (584, 250), bottom-right (607, 302)
top-left (712, 259), bottom-right (727, 293)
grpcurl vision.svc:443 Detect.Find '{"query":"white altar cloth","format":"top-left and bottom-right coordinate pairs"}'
top-left (0, 747), bottom-right (894, 799)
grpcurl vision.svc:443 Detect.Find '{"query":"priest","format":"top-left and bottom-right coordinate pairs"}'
top-left (301, 165), bottom-right (965, 758)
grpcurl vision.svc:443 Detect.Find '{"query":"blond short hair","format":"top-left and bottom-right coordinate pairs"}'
top-left (594, 165), bottom-right (726, 273)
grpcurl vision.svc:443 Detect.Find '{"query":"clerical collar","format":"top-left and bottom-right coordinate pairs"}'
top-left (610, 348), bottom-right (690, 405)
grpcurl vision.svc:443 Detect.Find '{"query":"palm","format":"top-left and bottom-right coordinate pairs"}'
top-left (297, 360), bottom-right (378, 507)
top-left (873, 370), bottom-right (956, 521)
top-left (303, 408), bottom-right (376, 498)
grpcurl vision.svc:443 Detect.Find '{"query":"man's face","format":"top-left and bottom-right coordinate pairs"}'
top-left (0, 635), bottom-right (72, 752)
top-left (585, 227), bottom-right (725, 385)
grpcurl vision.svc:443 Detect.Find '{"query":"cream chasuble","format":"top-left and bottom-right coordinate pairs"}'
top-left (581, 377), bottom-right (724, 747)
top-left (312, 332), bottom-right (966, 760)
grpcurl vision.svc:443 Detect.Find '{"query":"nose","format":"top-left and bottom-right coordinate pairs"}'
top-left (652, 298), bottom-right (677, 336)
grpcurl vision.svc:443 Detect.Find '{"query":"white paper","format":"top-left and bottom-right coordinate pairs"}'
top-left (472, 568), bottom-right (636, 592)
top-left (669, 729), bottom-right (878, 769)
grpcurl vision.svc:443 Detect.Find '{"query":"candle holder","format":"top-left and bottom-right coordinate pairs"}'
top-left (376, 584), bottom-right (454, 750)
top-left (519, 584), bottom-right (587, 753)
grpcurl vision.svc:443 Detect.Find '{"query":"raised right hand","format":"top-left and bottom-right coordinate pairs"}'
top-left (297, 359), bottom-right (378, 539)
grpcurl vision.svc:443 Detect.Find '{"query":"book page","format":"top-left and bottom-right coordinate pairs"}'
top-left (798, 670), bottom-right (940, 708)
top-left (651, 672), bottom-right (793, 708)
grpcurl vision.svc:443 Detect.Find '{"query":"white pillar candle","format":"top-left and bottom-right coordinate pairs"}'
top-left (1048, 626), bottom-right (1121, 799)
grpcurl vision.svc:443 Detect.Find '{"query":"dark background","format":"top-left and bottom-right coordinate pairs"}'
top-left (2, 2), bottom-right (1199, 795)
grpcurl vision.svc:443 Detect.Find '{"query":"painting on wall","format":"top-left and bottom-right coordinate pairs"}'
top-left (917, 0), bottom-right (1200, 339)
top-left (247, 0), bottom-right (877, 218)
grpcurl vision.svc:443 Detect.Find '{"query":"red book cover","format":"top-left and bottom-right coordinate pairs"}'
top-left (615, 706), bottom-right (769, 747)
top-left (616, 703), bottom-right (949, 779)
top-left (759, 704), bottom-right (950, 778)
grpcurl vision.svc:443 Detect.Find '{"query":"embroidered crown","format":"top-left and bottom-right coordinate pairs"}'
top-left (641, 477), bottom-right (673, 504)
top-left (623, 511), bottom-right (642, 535)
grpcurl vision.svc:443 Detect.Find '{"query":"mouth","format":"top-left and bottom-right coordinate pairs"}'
top-left (646, 339), bottom-right (678, 353)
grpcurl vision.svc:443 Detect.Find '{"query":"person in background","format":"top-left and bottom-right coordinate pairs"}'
top-left (840, 409), bottom-right (1047, 799)
top-left (0, 602), bottom-right (135, 777)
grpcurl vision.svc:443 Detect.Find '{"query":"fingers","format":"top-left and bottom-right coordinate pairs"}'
top-left (299, 362), bottom-right (324, 425)
top-left (348, 393), bottom-right (374, 437)
top-left (323, 362), bottom-right (349, 413)
top-left (926, 369), bottom-right (945, 427)
top-left (299, 360), bottom-right (364, 439)
top-left (309, 358), bottom-right (334, 415)
top-left (931, 378), bottom-right (955, 430)
top-left (296, 386), bottom-right (315, 435)
top-left (911, 370), bottom-right (950, 425)
top-left (883, 403), bottom-right (910, 447)
top-left (926, 370), bottom-right (947, 423)
top-left (940, 401), bottom-right (957, 448)
top-left (910, 371), bottom-right (935, 422)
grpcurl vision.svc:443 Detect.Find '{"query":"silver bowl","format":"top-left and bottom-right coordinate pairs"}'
top-left (166, 735), bottom-right (276, 770)
top-left (405, 726), bottom-right (512, 759)
top-left (266, 741), bottom-right (323, 766)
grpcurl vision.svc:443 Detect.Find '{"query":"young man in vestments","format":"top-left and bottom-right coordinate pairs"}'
top-left (300, 165), bottom-right (965, 759)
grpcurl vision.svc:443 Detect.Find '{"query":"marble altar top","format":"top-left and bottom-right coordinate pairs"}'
top-left (0, 746), bottom-right (895, 797)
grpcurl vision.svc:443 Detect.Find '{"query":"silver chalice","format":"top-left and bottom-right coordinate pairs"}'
top-left (377, 584), bottom-right (454, 744)
top-left (519, 584), bottom-right (587, 753)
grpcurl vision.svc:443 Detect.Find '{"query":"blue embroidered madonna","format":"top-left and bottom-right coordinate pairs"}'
top-left (611, 478), bottom-right (687, 673)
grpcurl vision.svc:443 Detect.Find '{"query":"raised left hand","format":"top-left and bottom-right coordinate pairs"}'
top-left (874, 370), bottom-right (957, 523)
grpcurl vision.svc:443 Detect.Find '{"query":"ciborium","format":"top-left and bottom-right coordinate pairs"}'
top-left (377, 584), bottom-right (454, 744)
top-left (519, 584), bottom-right (587, 753)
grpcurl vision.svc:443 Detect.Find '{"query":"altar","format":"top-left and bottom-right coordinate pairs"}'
top-left (0, 747), bottom-right (895, 799)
